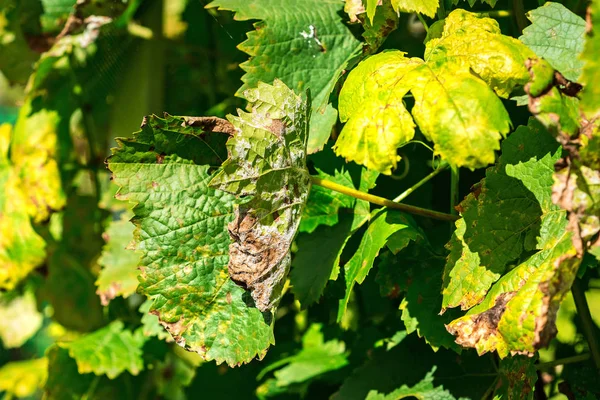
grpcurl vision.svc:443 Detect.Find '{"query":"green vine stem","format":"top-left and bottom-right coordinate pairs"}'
top-left (416, 13), bottom-right (429, 33)
top-left (450, 166), bottom-right (459, 216)
top-left (571, 280), bottom-right (600, 370)
top-left (512, 0), bottom-right (528, 33)
top-left (536, 353), bottom-right (591, 370)
top-left (393, 161), bottom-right (449, 202)
top-left (311, 175), bottom-right (458, 222)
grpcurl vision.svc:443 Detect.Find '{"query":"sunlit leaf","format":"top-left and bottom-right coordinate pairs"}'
top-left (0, 289), bottom-right (43, 348)
top-left (0, 358), bottom-right (47, 399)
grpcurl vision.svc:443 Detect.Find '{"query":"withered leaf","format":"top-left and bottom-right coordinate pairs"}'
top-left (210, 80), bottom-right (311, 311)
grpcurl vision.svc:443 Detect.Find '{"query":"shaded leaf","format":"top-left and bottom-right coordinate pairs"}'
top-left (108, 113), bottom-right (274, 366)
top-left (338, 209), bottom-right (419, 322)
top-left (139, 299), bottom-right (172, 342)
top-left (494, 355), bottom-right (537, 400)
top-left (60, 321), bottom-right (145, 379)
top-left (96, 213), bottom-right (140, 305)
top-left (0, 0), bottom-right (39, 84)
top-left (206, 0), bottom-right (363, 153)
top-left (257, 324), bottom-right (348, 390)
top-left (365, 367), bottom-right (455, 400)
top-left (519, 2), bottom-right (586, 82)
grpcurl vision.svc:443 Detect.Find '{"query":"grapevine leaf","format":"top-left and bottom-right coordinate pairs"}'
top-left (210, 80), bottom-right (311, 312)
top-left (0, 0), bottom-right (39, 84)
top-left (449, 0), bottom-right (498, 6)
top-left (206, 0), bottom-right (363, 153)
top-left (292, 164), bottom-right (378, 307)
top-left (389, 0), bottom-right (439, 18)
top-left (446, 231), bottom-right (580, 357)
top-left (333, 333), bottom-right (497, 400)
top-left (335, 51), bottom-right (421, 174)
top-left (60, 321), bottom-right (145, 379)
top-left (336, 9), bottom-right (533, 172)
top-left (442, 119), bottom-right (563, 311)
top-left (0, 358), bottom-right (47, 398)
top-left (365, 367), bottom-right (455, 400)
top-left (493, 355), bottom-right (537, 400)
top-left (337, 209), bottom-right (419, 322)
top-left (154, 351), bottom-right (197, 400)
top-left (95, 213), bottom-right (140, 305)
top-left (44, 346), bottom-right (136, 400)
top-left (0, 289), bottom-right (43, 348)
top-left (580, 0), bottom-right (600, 117)
top-left (525, 57), bottom-right (600, 260)
top-left (0, 124), bottom-right (46, 290)
top-left (108, 113), bottom-right (274, 366)
top-left (519, 2), bottom-right (586, 82)
top-left (298, 168), bottom-right (355, 234)
top-left (138, 299), bottom-right (173, 342)
top-left (257, 324), bottom-right (348, 388)
top-left (378, 248), bottom-right (460, 352)
top-left (560, 361), bottom-right (600, 399)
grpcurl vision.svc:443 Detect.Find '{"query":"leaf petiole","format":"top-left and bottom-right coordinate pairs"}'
top-left (311, 175), bottom-right (458, 222)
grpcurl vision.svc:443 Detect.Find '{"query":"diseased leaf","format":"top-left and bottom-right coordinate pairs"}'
top-left (210, 80), bottom-right (310, 312)
top-left (336, 9), bottom-right (534, 172)
top-left (109, 113), bottom-right (274, 366)
top-left (257, 324), bottom-right (348, 390)
top-left (446, 230), bottom-right (580, 357)
top-left (0, 123), bottom-right (46, 290)
top-left (206, 0), bottom-right (363, 153)
top-left (60, 321), bottom-right (145, 379)
top-left (0, 358), bottom-right (47, 398)
top-left (0, 289), bottom-right (43, 348)
top-left (338, 209), bottom-right (419, 322)
top-left (525, 53), bottom-right (600, 261)
top-left (494, 355), bottom-right (537, 400)
top-left (519, 2), bottom-right (586, 82)
top-left (139, 299), bottom-right (173, 342)
top-left (96, 213), bottom-right (140, 305)
top-left (365, 367), bottom-right (455, 400)
top-left (580, 0), bottom-right (600, 117)
top-left (442, 119), bottom-right (563, 311)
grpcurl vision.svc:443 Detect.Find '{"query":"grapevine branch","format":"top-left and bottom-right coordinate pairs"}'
top-left (311, 168), bottom-right (458, 222)
top-left (571, 280), bottom-right (600, 370)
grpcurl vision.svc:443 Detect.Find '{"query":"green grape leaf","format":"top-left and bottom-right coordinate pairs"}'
top-left (139, 299), bottom-right (173, 342)
top-left (580, 0), bottom-right (600, 117)
top-left (450, 0), bottom-right (498, 6)
top-left (59, 321), bottom-right (145, 379)
top-left (365, 367), bottom-right (455, 400)
top-left (298, 168), bottom-right (355, 234)
top-left (0, 0), bottom-right (39, 84)
top-left (206, 0), bottom-right (363, 153)
top-left (0, 358), bottom-right (47, 399)
top-left (338, 209), bottom-right (419, 322)
top-left (95, 213), bottom-right (140, 305)
top-left (442, 119), bottom-right (563, 311)
top-left (210, 80), bottom-right (310, 312)
top-left (108, 113), bottom-right (274, 366)
top-left (292, 164), bottom-right (378, 307)
top-left (0, 124), bottom-right (46, 290)
top-left (519, 2), bottom-right (586, 82)
top-left (0, 289), bottom-right (43, 348)
top-left (154, 351), bottom-right (197, 400)
top-left (257, 324), bottom-right (348, 388)
top-left (560, 361), bottom-right (600, 399)
top-left (336, 9), bottom-right (534, 172)
top-left (493, 355), bottom-right (537, 400)
top-left (44, 346), bottom-right (137, 400)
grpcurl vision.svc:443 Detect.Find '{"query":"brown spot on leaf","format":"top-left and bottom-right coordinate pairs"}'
top-left (183, 116), bottom-right (236, 135)
top-left (156, 152), bottom-right (165, 164)
top-left (267, 119), bottom-right (287, 138)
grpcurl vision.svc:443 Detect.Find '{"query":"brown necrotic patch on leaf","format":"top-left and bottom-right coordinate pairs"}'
top-left (446, 291), bottom-right (516, 352)
top-left (183, 116), bottom-right (236, 135)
